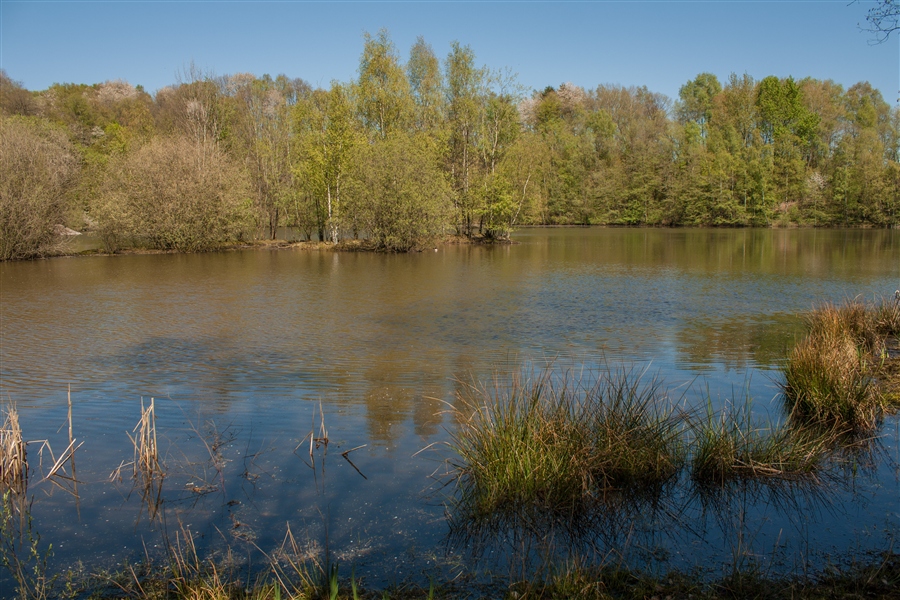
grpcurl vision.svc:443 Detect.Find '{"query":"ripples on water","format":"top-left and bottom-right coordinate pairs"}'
top-left (1, 228), bottom-right (898, 588)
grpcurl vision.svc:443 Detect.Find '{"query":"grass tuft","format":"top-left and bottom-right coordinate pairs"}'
top-left (447, 366), bottom-right (684, 519)
top-left (782, 296), bottom-right (900, 432)
top-left (689, 402), bottom-right (834, 485)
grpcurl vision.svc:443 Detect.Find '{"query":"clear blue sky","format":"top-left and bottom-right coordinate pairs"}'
top-left (1, 0), bottom-right (897, 104)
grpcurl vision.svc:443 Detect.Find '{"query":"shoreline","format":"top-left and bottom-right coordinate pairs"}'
top-left (5, 222), bottom-right (896, 262)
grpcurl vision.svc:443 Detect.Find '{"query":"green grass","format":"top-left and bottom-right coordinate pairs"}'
top-left (446, 363), bottom-right (861, 523)
top-left (782, 296), bottom-right (900, 432)
top-left (446, 366), bottom-right (685, 520)
top-left (688, 401), bottom-right (834, 485)
top-left (47, 545), bottom-right (900, 599)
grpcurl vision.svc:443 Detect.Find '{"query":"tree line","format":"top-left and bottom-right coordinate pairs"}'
top-left (2, 30), bottom-right (899, 260)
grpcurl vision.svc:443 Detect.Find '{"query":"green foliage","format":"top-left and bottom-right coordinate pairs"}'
top-left (293, 82), bottom-right (361, 243)
top-left (346, 131), bottom-right (451, 251)
top-left (357, 29), bottom-right (414, 139)
top-left (1, 492), bottom-right (57, 600)
top-left (407, 37), bottom-right (445, 133)
top-left (4, 35), bottom-right (900, 261)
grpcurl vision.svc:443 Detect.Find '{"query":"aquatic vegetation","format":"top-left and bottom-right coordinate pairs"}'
top-left (0, 406), bottom-right (26, 494)
top-left (446, 366), bottom-right (685, 520)
top-left (689, 402), bottom-right (834, 484)
top-left (0, 491), bottom-right (55, 600)
top-left (782, 296), bottom-right (900, 432)
top-left (110, 398), bottom-right (164, 521)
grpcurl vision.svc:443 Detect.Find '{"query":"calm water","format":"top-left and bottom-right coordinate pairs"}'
top-left (1, 228), bottom-right (899, 589)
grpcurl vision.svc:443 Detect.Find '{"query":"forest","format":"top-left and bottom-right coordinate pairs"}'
top-left (2, 30), bottom-right (899, 260)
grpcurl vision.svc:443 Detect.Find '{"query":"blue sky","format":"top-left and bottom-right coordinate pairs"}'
top-left (1, 1), bottom-right (897, 104)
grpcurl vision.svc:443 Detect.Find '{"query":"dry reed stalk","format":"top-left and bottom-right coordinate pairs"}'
top-left (0, 405), bottom-right (27, 493)
top-left (128, 397), bottom-right (160, 480)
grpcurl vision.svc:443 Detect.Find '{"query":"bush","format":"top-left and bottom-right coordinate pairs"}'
top-left (0, 117), bottom-right (77, 260)
top-left (95, 136), bottom-right (256, 251)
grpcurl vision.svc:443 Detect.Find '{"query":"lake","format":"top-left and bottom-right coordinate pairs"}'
top-left (1, 227), bottom-right (898, 590)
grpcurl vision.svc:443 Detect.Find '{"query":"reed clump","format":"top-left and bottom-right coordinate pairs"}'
top-left (131, 397), bottom-right (161, 480)
top-left (689, 403), bottom-right (833, 484)
top-left (0, 406), bottom-right (27, 494)
top-left (447, 367), bottom-right (684, 519)
top-left (782, 296), bottom-right (900, 432)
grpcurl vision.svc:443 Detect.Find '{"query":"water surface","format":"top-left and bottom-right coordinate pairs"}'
top-left (1, 228), bottom-right (898, 588)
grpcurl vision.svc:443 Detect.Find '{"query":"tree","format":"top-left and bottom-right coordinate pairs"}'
top-left (95, 136), bottom-right (255, 251)
top-left (407, 36), bottom-right (444, 133)
top-left (346, 131), bottom-right (451, 251)
top-left (356, 30), bottom-right (414, 139)
top-left (864, 0), bottom-right (899, 42)
top-left (676, 73), bottom-right (722, 140)
top-left (293, 82), bottom-right (361, 243)
top-left (228, 74), bottom-right (303, 239)
top-left (445, 41), bottom-right (487, 236)
top-left (0, 70), bottom-right (37, 117)
top-left (0, 117), bottom-right (78, 260)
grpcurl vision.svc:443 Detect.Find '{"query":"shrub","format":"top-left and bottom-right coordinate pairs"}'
top-left (94, 136), bottom-right (256, 252)
top-left (345, 131), bottom-right (451, 251)
top-left (0, 117), bottom-right (77, 260)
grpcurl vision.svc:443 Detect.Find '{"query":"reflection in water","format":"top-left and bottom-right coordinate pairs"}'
top-left (1, 228), bottom-right (899, 588)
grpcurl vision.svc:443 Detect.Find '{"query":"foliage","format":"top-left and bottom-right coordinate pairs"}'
top-left (0, 117), bottom-right (78, 260)
top-left (3, 31), bottom-right (900, 260)
top-left (345, 131), bottom-right (452, 251)
top-left (94, 136), bottom-right (255, 252)
top-left (1, 492), bottom-right (56, 600)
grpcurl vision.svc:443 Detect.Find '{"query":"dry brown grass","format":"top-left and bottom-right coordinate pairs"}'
top-left (783, 296), bottom-right (900, 432)
top-left (0, 405), bottom-right (26, 493)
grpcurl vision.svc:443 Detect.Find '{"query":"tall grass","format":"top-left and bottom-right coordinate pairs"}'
top-left (447, 366), bottom-right (685, 519)
top-left (131, 397), bottom-right (161, 479)
top-left (782, 296), bottom-right (900, 432)
top-left (689, 402), bottom-right (834, 484)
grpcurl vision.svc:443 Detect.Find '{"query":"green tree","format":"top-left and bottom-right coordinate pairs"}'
top-left (407, 36), bottom-right (445, 133)
top-left (445, 41), bottom-right (486, 236)
top-left (293, 82), bottom-right (361, 242)
top-left (356, 30), bottom-right (414, 139)
top-left (676, 73), bottom-right (722, 140)
top-left (346, 131), bottom-right (451, 251)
